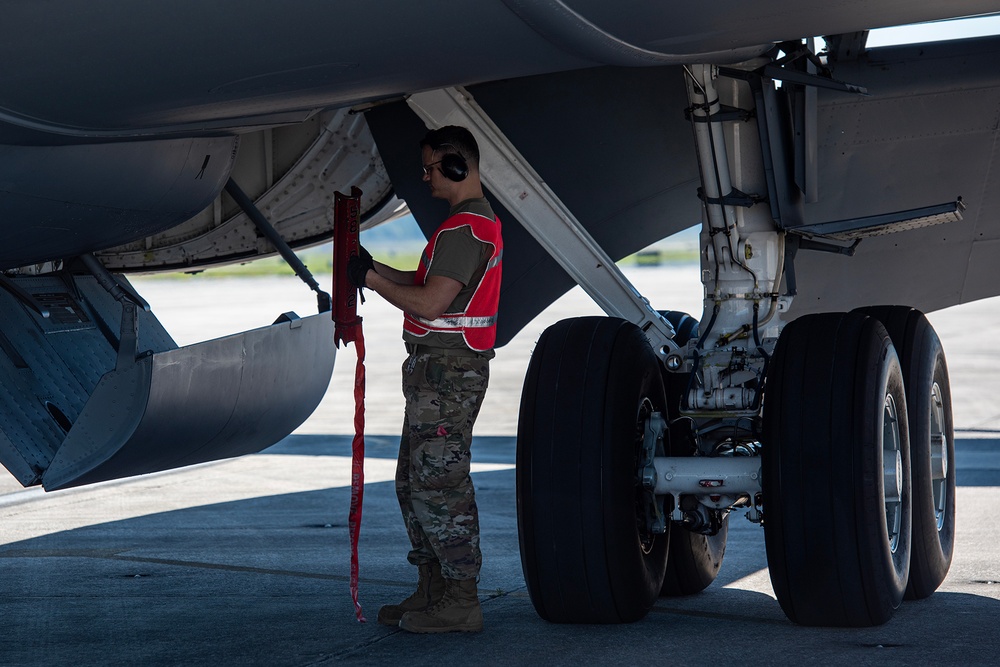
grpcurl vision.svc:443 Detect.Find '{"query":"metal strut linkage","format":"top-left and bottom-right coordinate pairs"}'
top-left (79, 252), bottom-right (150, 370)
top-left (681, 64), bottom-right (788, 415)
top-left (225, 178), bottom-right (332, 314)
top-left (629, 64), bottom-right (793, 530)
top-left (406, 86), bottom-right (680, 360)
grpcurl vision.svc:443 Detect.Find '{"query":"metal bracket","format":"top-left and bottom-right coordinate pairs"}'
top-left (78, 253), bottom-right (146, 368)
top-left (791, 198), bottom-right (966, 242)
top-left (697, 187), bottom-right (763, 208)
top-left (825, 31), bottom-right (871, 63)
top-left (684, 104), bottom-right (754, 124)
top-left (0, 274), bottom-right (51, 318)
top-left (797, 236), bottom-right (861, 256)
top-left (719, 40), bottom-right (869, 96)
top-left (406, 86), bottom-right (680, 359)
top-left (78, 253), bottom-right (150, 312)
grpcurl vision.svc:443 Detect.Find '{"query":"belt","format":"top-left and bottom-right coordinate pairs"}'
top-left (405, 342), bottom-right (489, 358)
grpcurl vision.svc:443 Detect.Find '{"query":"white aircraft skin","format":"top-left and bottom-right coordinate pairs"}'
top-left (1, 0), bottom-right (999, 628)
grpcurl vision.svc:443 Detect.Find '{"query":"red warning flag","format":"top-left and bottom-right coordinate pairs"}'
top-left (333, 188), bottom-right (366, 622)
top-left (333, 187), bottom-right (363, 347)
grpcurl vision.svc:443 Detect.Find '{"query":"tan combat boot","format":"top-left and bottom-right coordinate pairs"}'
top-left (397, 577), bottom-right (483, 633)
top-left (377, 561), bottom-right (445, 626)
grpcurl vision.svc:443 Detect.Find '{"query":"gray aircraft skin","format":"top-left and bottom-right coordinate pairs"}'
top-left (1, 2), bottom-right (998, 314)
top-left (1, 0), bottom-right (999, 628)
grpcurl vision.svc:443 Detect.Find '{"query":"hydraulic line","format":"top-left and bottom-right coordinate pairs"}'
top-left (683, 65), bottom-right (759, 290)
top-left (752, 231), bottom-right (785, 338)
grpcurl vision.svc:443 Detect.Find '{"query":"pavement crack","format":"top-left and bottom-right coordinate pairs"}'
top-left (0, 547), bottom-right (399, 585)
top-left (651, 604), bottom-right (789, 626)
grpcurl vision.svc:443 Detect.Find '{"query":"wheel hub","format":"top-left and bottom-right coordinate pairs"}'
top-left (883, 392), bottom-right (903, 553)
top-left (930, 382), bottom-right (949, 531)
top-left (636, 405), bottom-right (668, 547)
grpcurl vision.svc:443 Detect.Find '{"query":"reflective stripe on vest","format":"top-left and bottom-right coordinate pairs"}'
top-left (409, 313), bottom-right (498, 329)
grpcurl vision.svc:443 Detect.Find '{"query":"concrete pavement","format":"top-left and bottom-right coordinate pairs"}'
top-left (1, 433), bottom-right (999, 666)
top-left (3, 267), bottom-right (1000, 664)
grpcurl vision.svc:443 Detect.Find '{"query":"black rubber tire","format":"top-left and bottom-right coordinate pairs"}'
top-left (660, 310), bottom-right (699, 348)
top-left (517, 317), bottom-right (669, 623)
top-left (762, 312), bottom-right (912, 627)
top-left (660, 518), bottom-right (729, 596)
top-left (659, 310), bottom-right (699, 423)
top-left (656, 310), bottom-right (730, 596)
top-left (856, 306), bottom-right (956, 600)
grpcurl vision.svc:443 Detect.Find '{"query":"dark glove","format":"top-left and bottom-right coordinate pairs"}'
top-left (359, 244), bottom-right (374, 266)
top-left (347, 252), bottom-right (373, 289)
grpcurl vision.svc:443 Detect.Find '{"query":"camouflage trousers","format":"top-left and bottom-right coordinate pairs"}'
top-left (396, 350), bottom-right (490, 581)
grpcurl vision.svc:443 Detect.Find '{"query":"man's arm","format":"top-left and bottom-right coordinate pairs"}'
top-left (372, 260), bottom-right (416, 285)
top-left (365, 270), bottom-right (463, 321)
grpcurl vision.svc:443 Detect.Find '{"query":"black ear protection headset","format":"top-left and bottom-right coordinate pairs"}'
top-left (436, 143), bottom-right (469, 182)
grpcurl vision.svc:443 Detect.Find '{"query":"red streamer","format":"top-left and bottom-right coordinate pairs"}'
top-left (332, 187), bottom-right (366, 622)
top-left (347, 328), bottom-right (366, 622)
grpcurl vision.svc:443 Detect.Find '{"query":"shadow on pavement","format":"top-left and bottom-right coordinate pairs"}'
top-left (0, 435), bottom-right (997, 665)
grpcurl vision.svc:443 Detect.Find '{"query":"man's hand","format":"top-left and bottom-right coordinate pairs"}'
top-left (359, 244), bottom-right (374, 266)
top-left (347, 251), bottom-right (374, 289)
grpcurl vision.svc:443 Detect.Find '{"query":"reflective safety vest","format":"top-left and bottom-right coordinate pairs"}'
top-left (403, 212), bottom-right (502, 351)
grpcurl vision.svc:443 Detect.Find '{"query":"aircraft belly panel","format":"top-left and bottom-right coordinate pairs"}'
top-left (0, 136), bottom-right (238, 271)
top-left (0, 275), bottom-right (177, 485)
top-left (42, 313), bottom-right (335, 491)
top-left (0, 368), bottom-right (66, 485)
top-left (0, 272), bottom-right (335, 491)
top-left (1, 2), bottom-right (996, 137)
top-left (789, 37), bottom-right (1000, 315)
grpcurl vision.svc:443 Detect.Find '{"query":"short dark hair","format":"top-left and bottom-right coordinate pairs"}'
top-left (420, 126), bottom-right (480, 167)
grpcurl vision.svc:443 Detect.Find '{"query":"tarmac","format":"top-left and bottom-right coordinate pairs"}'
top-left (2, 266), bottom-right (1000, 665)
top-left (1, 435), bottom-right (999, 666)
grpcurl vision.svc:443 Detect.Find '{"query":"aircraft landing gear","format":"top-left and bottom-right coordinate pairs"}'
top-left (412, 66), bottom-right (955, 627)
top-left (856, 306), bottom-right (957, 599)
top-left (762, 312), bottom-right (912, 626)
top-left (517, 317), bottom-right (669, 623)
top-left (657, 310), bottom-right (730, 597)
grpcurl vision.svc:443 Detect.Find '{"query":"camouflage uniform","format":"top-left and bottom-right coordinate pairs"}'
top-left (395, 197), bottom-right (497, 582)
top-left (397, 350), bottom-right (489, 579)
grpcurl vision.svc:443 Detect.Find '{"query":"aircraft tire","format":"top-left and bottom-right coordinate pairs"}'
top-left (516, 316), bottom-right (668, 623)
top-left (762, 312), bottom-right (912, 626)
top-left (659, 309), bottom-right (700, 346)
top-left (855, 306), bottom-right (956, 600)
top-left (660, 519), bottom-right (728, 596)
top-left (656, 310), bottom-right (730, 597)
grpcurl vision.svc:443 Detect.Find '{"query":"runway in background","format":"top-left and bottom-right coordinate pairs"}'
top-left (134, 263), bottom-right (1000, 438)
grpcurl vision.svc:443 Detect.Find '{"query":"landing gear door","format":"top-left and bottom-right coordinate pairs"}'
top-left (42, 312), bottom-right (334, 491)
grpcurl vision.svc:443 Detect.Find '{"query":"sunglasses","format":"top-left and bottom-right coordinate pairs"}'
top-left (422, 159), bottom-right (443, 176)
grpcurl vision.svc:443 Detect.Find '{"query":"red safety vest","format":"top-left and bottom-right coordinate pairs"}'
top-left (403, 211), bottom-right (502, 351)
